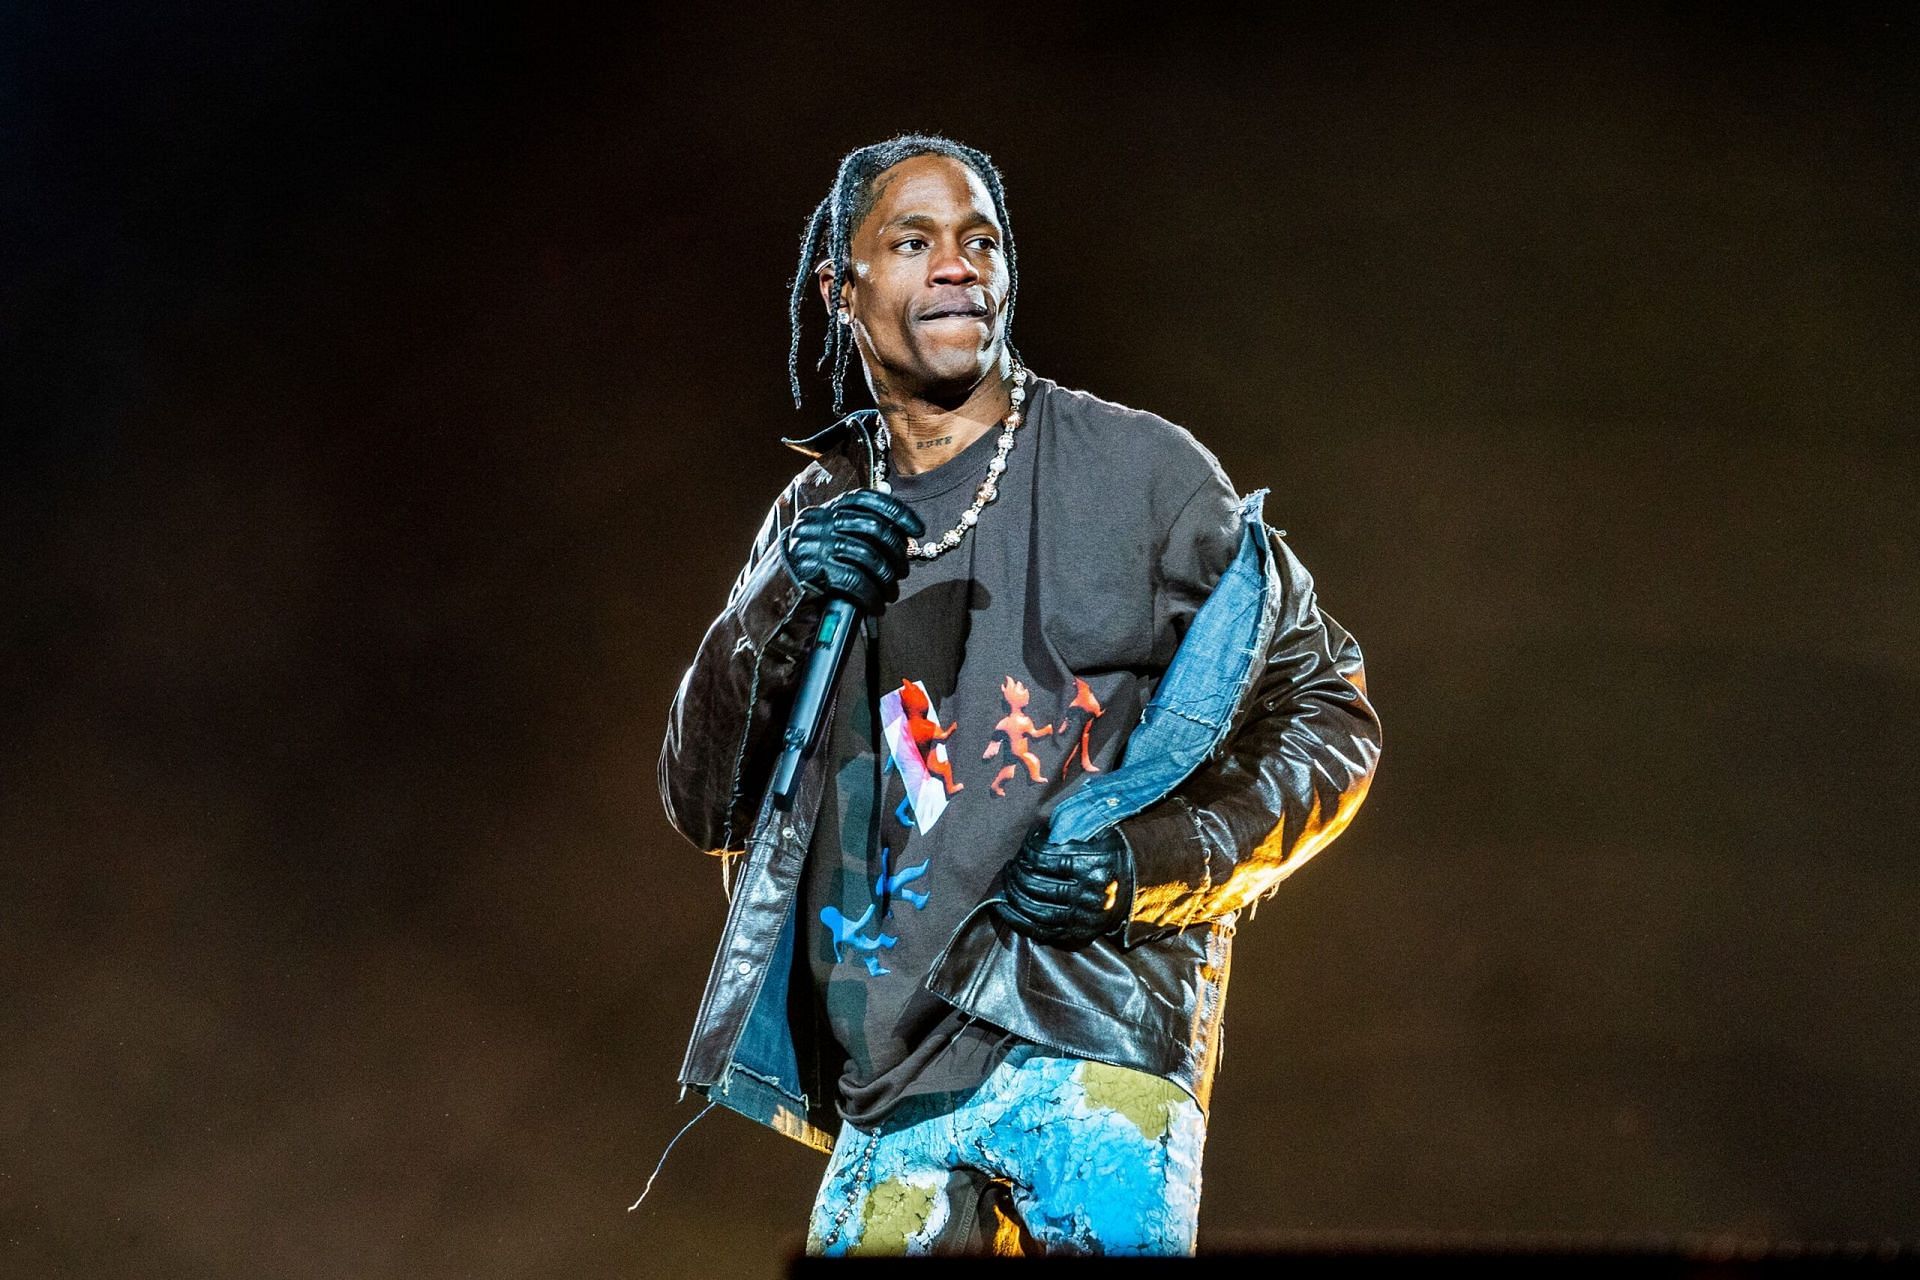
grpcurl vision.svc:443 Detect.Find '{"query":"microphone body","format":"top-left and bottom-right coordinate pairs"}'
top-left (769, 600), bottom-right (858, 806)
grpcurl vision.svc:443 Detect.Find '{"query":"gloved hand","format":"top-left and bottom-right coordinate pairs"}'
top-left (994, 824), bottom-right (1135, 946)
top-left (779, 489), bottom-right (926, 615)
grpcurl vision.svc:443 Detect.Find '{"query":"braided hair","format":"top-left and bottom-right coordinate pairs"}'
top-left (786, 134), bottom-right (1019, 413)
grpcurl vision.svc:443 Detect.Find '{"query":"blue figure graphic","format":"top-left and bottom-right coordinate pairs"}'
top-left (820, 905), bottom-right (899, 977)
top-left (875, 846), bottom-right (931, 911)
top-left (881, 751), bottom-right (919, 830)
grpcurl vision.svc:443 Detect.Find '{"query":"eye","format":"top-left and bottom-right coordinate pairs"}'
top-left (970, 236), bottom-right (1000, 252)
top-left (896, 237), bottom-right (928, 252)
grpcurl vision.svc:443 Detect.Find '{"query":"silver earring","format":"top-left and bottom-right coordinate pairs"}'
top-left (837, 309), bottom-right (851, 325)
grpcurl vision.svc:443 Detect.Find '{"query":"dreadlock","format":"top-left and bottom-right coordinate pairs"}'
top-left (786, 134), bottom-right (1020, 413)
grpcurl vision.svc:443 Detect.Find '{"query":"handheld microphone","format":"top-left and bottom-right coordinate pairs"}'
top-left (769, 481), bottom-right (894, 807)
top-left (769, 597), bottom-right (858, 806)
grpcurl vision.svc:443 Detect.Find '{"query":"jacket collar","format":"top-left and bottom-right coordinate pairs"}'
top-left (779, 408), bottom-right (878, 459)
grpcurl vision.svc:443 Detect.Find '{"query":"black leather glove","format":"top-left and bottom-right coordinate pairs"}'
top-left (994, 825), bottom-right (1135, 946)
top-left (779, 489), bottom-right (926, 615)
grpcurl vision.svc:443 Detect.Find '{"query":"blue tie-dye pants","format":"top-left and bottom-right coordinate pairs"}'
top-left (803, 1044), bottom-right (1206, 1256)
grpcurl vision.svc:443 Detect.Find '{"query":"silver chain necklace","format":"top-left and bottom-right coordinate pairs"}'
top-left (871, 365), bottom-right (1028, 560)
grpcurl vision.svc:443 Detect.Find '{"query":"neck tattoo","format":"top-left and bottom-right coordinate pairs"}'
top-left (873, 364), bottom-right (1027, 560)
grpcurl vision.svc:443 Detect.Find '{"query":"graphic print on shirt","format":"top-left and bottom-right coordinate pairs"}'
top-left (875, 845), bottom-right (931, 911)
top-left (983, 676), bottom-right (1055, 796)
top-left (825, 677), bottom-right (957, 983)
top-left (879, 678), bottom-right (962, 833)
top-left (821, 903), bottom-right (899, 977)
top-left (1055, 676), bottom-right (1107, 777)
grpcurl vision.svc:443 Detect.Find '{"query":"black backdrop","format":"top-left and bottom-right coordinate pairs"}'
top-left (5, 4), bottom-right (1916, 1276)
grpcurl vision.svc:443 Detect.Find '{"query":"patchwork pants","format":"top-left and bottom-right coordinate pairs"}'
top-left (803, 1045), bottom-right (1206, 1256)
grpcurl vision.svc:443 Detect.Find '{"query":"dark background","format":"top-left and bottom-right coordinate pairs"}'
top-left (5, 3), bottom-right (1915, 1276)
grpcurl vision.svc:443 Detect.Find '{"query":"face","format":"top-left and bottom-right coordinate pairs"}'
top-left (820, 153), bottom-right (1011, 401)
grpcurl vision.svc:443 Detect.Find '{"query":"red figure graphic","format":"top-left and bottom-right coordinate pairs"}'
top-left (1055, 677), bottom-right (1106, 776)
top-left (897, 678), bottom-right (963, 796)
top-left (983, 675), bottom-right (1053, 796)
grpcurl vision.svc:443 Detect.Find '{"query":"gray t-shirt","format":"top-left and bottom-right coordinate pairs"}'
top-left (797, 375), bottom-right (1241, 1129)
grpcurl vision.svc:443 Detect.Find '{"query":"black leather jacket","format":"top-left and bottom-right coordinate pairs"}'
top-left (658, 379), bottom-right (1381, 1152)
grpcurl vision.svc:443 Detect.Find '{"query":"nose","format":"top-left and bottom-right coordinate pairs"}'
top-left (929, 239), bottom-right (979, 285)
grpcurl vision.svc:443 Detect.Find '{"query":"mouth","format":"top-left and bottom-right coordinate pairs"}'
top-left (918, 303), bottom-right (991, 323)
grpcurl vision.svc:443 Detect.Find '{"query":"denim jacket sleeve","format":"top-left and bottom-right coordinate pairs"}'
top-left (657, 476), bottom-right (826, 855)
top-left (1115, 527), bottom-right (1381, 941)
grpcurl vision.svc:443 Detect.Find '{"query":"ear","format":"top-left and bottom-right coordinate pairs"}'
top-left (815, 260), bottom-right (849, 317)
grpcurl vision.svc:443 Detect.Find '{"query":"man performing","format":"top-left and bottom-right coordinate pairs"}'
top-left (657, 134), bottom-right (1381, 1256)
